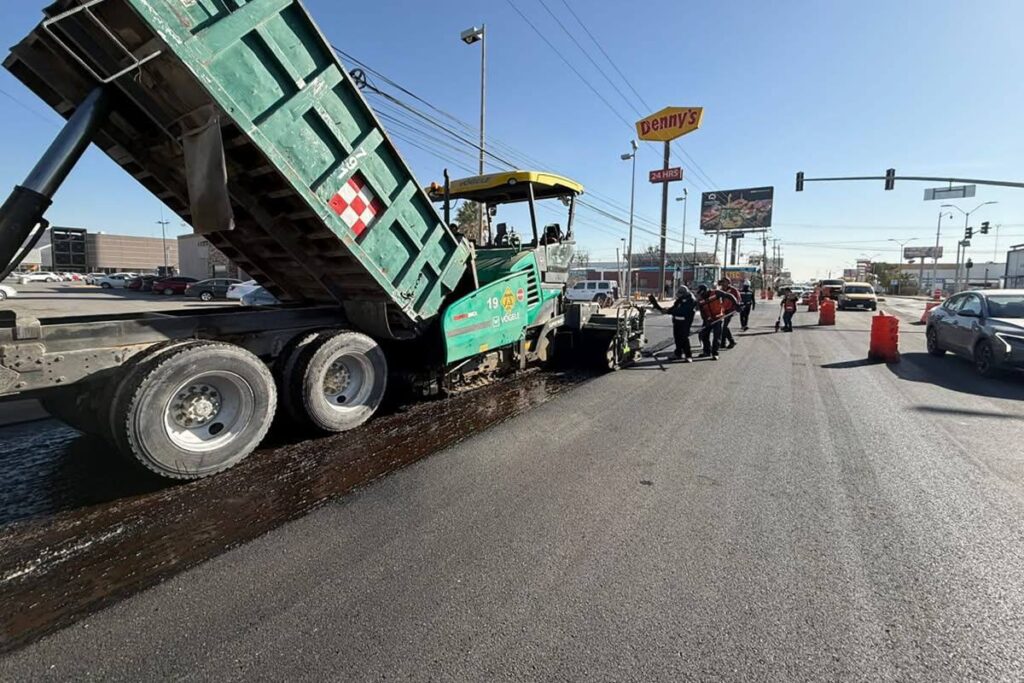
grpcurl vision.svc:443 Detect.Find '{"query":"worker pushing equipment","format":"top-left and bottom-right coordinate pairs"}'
top-left (648, 287), bottom-right (697, 362)
top-left (717, 278), bottom-right (741, 349)
top-left (780, 287), bottom-right (799, 332)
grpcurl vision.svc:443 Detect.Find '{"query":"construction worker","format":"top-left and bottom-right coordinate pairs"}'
top-left (739, 282), bottom-right (756, 330)
top-left (780, 287), bottom-right (799, 332)
top-left (717, 278), bottom-right (741, 349)
top-left (696, 284), bottom-right (738, 360)
top-left (648, 286), bottom-right (697, 362)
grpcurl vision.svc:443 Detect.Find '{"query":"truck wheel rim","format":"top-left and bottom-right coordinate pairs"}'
top-left (164, 371), bottom-right (255, 452)
top-left (322, 354), bottom-right (372, 411)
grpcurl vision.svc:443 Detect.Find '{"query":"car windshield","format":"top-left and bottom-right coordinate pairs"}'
top-left (986, 295), bottom-right (1024, 318)
top-left (845, 286), bottom-right (872, 294)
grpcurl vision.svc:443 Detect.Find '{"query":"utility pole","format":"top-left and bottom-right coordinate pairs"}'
top-left (615, 243), bottom-right (621, 296)
top-left (761, 232), bottom-right (768, 295)
top-left (675, 190), bottom-right (688, 285)
top-left (460, 25), bottom-right (486, 243)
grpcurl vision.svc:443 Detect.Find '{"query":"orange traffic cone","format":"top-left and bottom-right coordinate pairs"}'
top-left (918, 301), bottom-right (940, 324)
top-left (868, 312), bottom-right (900, 362)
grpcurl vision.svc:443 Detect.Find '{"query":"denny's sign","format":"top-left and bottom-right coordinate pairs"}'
top-left (635, 106), bottom-right (703, 142)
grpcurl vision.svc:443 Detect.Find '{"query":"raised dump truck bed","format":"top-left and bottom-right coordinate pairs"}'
top-left (4, 0), bottom-right (472, 339)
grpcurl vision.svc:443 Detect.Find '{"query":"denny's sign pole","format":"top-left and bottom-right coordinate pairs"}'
top-left (636, 106), bottom-right (703, 295)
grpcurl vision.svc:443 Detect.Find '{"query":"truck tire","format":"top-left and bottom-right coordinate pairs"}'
top-left (110, 341), bottom-right (276, 479)
top-left (288, 330), bottom-right (387, 432)
top-left (274, 330), bottom-right (324, 426)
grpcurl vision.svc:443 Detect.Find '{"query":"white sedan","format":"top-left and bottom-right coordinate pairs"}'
top-left (0, 284), bottom-right (17, 300)
top-left (227, 279), bottom-right (261, 300)
top-left (18, 271), bottom-right (61, 284)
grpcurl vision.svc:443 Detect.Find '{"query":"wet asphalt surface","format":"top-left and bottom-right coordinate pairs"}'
top-left (4, 305), bottom-right (1024, 679)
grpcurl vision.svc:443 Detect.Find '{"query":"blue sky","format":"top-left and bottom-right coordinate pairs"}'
top-left (1, 0), bottom-right (1022, 280)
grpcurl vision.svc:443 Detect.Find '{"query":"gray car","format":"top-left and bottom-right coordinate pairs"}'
top-left (926, 289), bottom-right (1024, 376)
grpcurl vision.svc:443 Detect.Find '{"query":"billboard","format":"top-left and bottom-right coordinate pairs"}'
top-left (700, 187), bottom-right (774, 232)
top-left (904, 246), bottom-right (943, 259)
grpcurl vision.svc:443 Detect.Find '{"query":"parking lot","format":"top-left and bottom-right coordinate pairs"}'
top-left (0, 281), bottom-right (231, 318)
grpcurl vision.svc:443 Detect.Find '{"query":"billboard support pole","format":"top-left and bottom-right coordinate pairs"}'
top-left (658, 141), bottom-right (670, 297)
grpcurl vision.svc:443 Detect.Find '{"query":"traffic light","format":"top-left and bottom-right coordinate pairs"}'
top-left (965, 226), bottom-right (973, 240)
top-left (884, 168), bottom-right (895, 190)
top-left (980, 221), bottom-right (990, 235)
top-left (795, 172), bottom-right (804, 192)
top-left (966, 258), bottom-right (974, 271)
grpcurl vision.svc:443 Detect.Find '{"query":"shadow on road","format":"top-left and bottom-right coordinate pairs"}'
top-left (911, 405), bottom-right (1024, 421)
top-left (820, 358), bottom-right (880, 370)
top-left (887, 352), bottom-right (1024, 400)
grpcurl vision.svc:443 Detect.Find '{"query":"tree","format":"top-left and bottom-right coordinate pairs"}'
top-left (572, 248), bottom-right (590, 270)
top-left (453, 201), bottom-right (483, 242)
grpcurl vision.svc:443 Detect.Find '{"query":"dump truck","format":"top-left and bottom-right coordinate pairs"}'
top-left (0, 0), bottom-right (645, 480)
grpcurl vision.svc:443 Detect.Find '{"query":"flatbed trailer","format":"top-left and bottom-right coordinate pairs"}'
top-left (0, 0), bottom-right (645, 480)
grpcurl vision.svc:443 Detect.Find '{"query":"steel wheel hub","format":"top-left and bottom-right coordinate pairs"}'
top-left (323, 360), bottom-right (352, 398)
top-left (172, 384), bottom-right (223, 428)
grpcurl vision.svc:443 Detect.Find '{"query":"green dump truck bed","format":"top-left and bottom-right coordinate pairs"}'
top-left (4, 0), bottom-right (472, 339)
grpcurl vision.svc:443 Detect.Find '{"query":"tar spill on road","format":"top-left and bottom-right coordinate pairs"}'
top-left (0, 370), bottom-right (591, 654)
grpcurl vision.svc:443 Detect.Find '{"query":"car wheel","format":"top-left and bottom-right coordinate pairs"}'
top-left (0, 290), bottom-right (6, 301)
top-left (200, 291), bottom-right (214, 302)
top-left (974, 339), bottom-right (999, 378)
top-left (101, 282), bottom-right (112, 289)
top-left (45, 277), bottom-right (55, 282)
top-left (926, 327), bottom-right (945, 356)
top-left (163, 288), bottom-right (175, 295)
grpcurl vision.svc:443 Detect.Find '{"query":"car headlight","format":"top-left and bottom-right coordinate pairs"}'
top-left (994, 332), bottom-right (1024, 354)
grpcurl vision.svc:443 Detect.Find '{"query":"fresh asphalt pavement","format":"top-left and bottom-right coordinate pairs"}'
top-left (3, 301), bottom-right (1024, 680)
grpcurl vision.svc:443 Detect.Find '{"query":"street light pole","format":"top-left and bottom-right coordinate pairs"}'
top-left (621, 140), bottom-right (638, 298)
top-left (944, 201), bottom-right (997, 293)
top-left (460, 25), bottom-right (486, 242)
top-left (931, 209), bottom-right (954, 295)
top-left (156, 211), bottom-right (169, 274)
top-left (675, 190), bottom-right (687, 285)
top-left (887, 237), bottom-right (917, 295)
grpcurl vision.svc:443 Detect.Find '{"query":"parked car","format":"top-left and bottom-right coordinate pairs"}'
top-left (84, 272), bottom-right (106, 285)
top-left (185, 278), bottom-right (241, 301)
top-left (566, 280), bottom-right (619, 306)
top-left (152, 276), bottom-right (197, 295)
top-left (126, 274), bottom-right (158, 291)
top-left (226, 279), bottom-right (260, 300)
top-left (239, 286), bottom-right (280, 306)
top-left (96, 273), bottom-right (135, 289)
top-left (0, 284), bottom-right (17, 301)
top-left (818, 278), bottom-right (845, 300)
top-left (838, 282), bottom-right (877, 311)
top-left (926, 289), bottom-right (1024, 376)
top-left (18, 271), bottom-right (60, 284)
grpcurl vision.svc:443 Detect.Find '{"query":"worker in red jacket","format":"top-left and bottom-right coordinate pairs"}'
top-left (696, 284), bottom-right (738, 360)
top-left (717, 278), bottom-right (741, 349)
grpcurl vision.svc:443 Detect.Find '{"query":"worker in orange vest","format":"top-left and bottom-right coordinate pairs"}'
top-left (717, 278), bottom-right (741, 349)
top-left (696, 284), bottom-right (738, 360)
top-left (780, 287), bottom-right (799, 332)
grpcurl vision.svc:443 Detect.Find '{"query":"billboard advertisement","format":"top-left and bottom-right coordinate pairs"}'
top-left (700, 187), bottom-right (774, 232)
top-left (904, 246), bottom-right (943, 259)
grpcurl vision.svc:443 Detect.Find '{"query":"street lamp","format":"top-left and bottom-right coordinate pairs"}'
top-left (156, 211), bottom-right (170, 274)
top-left (943, 201), bottom-right (997, 292)
top-left (931, 208), bottom-right (955, 295)
top-left (620, 139), bottom-right (638, 297)
top-left (675, 190), bottom-right (688, 285)
top-left (887, 237), bottom-right (917, 295)
top-left (460, 24), bottom-right (486, 242)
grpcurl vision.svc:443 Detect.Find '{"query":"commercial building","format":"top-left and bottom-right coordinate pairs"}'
top-left (14, 226), bottom-right (177, 274)
top-left (1004, 245), bottom-right (1024, 289)
top-left (177, 233), bottom-right (247, 281)
top-left (897, 261), bottom-right (1005, 292)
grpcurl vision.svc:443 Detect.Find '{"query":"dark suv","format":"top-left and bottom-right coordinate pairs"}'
top-left (926, 290), bottom-right (1024, 376)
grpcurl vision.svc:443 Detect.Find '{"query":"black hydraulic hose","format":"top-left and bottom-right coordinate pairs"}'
top-left (0, 87), bottom-right (109, 278)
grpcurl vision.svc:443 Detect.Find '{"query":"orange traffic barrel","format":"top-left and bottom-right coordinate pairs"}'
top-left (768, 290), bottom-right (775, 300)
top-left (868, 311), bottom-right (900, 362)
top-left (818, 298), bottom-right (836, 325)
top-left (919, 301), bottom-right (940, 324)
top-left (808, 293), bottom-right (819, 312)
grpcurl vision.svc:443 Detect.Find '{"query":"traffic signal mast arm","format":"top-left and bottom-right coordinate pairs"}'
top-left (795, 171), bottom-right (1024, 192)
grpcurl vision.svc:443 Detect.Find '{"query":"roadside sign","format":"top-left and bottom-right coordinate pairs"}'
top-left (700, 187), bottom-right (774, 232)
top-left (636, 107), bottom-right (703, 142)
top-left (649, 167), bottom-right (683, 183)
top-left (924, 185), bottom-right (976, 201)
top-left (904, 246), bottom-right (943, 259)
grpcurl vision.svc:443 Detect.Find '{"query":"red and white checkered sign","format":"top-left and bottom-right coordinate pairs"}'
top-left (328, 174), bottom-right (383, 237)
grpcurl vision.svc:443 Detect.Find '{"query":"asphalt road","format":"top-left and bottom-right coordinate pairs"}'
top-left (3, 301), bottom-right (1024, 680)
